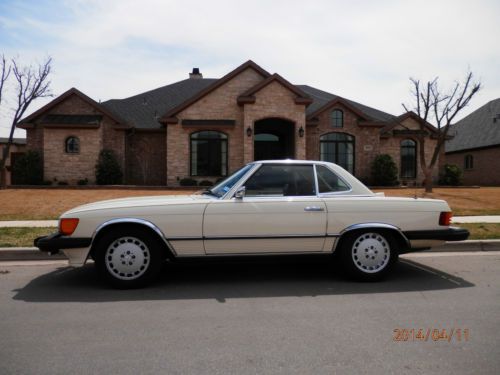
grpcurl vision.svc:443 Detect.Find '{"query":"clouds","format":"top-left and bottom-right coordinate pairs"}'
top-left (1, 0), bottom-right (499, 137)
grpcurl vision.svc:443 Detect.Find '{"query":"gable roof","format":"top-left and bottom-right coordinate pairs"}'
top-left (102, 78), bottom-right (217, 129)
top-left (446, 98), bottom-right (500, 153)
top-left (18, 87), bottom-right (127, 128)
top-left (297, 85), bottom-right (396, 122)
top-left (160, 60), bottom-right (271, 122)
top-left (380, 111), bottom-right (440, 136)
top-left (237, 74), bottom-right (312, 105)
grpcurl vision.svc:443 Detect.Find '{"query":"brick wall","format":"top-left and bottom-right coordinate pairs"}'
top-left (166, 68), bottom-right (265, 185)
top-left (126, 131), bottom-right (166, 185)
top-left (446, 147), bottom-right (500, 185)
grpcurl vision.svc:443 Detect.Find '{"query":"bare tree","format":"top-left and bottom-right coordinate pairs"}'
top-left (402, 71), bottom-right (481, 192)
top-left (0, 56), bottom-right (52, 187)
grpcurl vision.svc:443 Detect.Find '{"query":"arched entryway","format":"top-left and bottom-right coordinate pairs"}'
top-left (254, 118), bottom-right (295, 160)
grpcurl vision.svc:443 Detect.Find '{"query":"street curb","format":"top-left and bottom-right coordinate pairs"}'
top-left (1, 240), bottom-right (500, 261)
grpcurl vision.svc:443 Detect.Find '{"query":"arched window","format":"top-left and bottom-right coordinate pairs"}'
top-left (464, 154), bottom-right (474, 170)
top-left (190, 131), bottom-right (228, 176)
top-left (331, 109), bottom-right (343, 128)
top-left (320, 132), bottom-right (354, 173)
top-left (400, 139), bottom-right (417, 179)
top-left (65, 136), bottom-right (80, 154)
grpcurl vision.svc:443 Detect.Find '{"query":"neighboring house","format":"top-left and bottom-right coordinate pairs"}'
top-left (446, 98), bottom-right (500, 186)
top-left (17, 60), bottom-right (441, 186)
top-left (0, 137), bottom-right (27, 185)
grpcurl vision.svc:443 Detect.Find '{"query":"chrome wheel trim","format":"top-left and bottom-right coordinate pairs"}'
top-left (105, 236), bottom-right (150, 281)
top-left (351, 232), bottom-right (390, 274)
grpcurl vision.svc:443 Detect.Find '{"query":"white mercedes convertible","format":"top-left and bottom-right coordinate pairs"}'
top-left (35, 160), bottom-right (469, 288)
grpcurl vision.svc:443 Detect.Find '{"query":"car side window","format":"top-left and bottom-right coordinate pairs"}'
top-left (316, 165), bottom-right (350, 193)
top-left (245, 165), bottom-right (316, 197)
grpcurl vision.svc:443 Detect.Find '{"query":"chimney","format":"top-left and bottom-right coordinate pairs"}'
top-left (189, 68), bottom-right (203, 79)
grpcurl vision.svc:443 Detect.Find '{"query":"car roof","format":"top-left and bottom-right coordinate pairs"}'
top-left (250, 159), bottom-right (332, 165)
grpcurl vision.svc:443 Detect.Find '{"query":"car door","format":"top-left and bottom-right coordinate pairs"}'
top-left (203, 164), bottom-right (327, 254)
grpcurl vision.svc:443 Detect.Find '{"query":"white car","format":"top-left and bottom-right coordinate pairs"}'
top-left (35, 160), bottom-right (469, 288)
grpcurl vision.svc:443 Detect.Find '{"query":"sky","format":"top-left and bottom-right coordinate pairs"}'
top-left (1, 0), bottom-right (499, 137)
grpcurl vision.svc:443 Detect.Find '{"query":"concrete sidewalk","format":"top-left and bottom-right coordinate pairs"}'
top-left (1, 240), bottom-right (499, 262)
top-left (1, 216), bottom-right (500, 228)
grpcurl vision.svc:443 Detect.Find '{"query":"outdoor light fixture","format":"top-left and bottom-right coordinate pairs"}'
top-left (298, 126), bottom-right (305, 138)
top-left (246, 127), bottom-right (253, 137)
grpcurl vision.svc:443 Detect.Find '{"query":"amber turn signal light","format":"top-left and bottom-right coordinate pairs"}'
top-left (59, 218), bottom-right (79, 235)
top-left (439, 212), bottom-right (452, 226)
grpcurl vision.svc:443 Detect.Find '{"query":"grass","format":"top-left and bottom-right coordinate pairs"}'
top-left (0, 224), bottom-right (499, 248)
top-left (0, 227), bottom-right (55, 247)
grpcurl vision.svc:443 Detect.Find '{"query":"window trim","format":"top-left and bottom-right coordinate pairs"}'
top-left (331, 109), bottom-right (344, 128)
top-left (400, 139), bottom-right (417, 179)
top-left (65, 136), bottom-right (80, 154)
top-left (464, 154), bottom-right (474, 170)
top-left (189, 130), bottom-right (228, 177)
top-left (319, 132), bottom-right (355, 174)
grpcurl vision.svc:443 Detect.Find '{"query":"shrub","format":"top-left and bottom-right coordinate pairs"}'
top-left (371, 154), bottom-right (398, 186)
top-left (57, 181), bottom-right (68, 186)
top-left (439, 164), bottom-right (462, 186)
top-left (11, 150), bottom-right (43, 185)
top-left (77, 178), bottom-right (89, 186)
top-left (199, 180), bottom-right (213, 187)
top-left (95, 149), bottom-right (123, 185)
top-left (179, 178), bottom-right (197, 186)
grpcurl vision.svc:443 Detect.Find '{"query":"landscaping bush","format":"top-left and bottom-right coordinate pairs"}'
top-left (57, 181), bottom-right (68, 186)
top-left (77, 178), bottom-right (89, 186)
top-left (11, 150), bottom-right (43, 185)
top-left (439, 164), bottom-right (462, 186)
top-left (179, 178), bottom-right (197, 186)
top-left (95, 149), bottom-right (123, 185)
top-left (199, 180), bottom-right (213, 187)
top-left (371, 154), bottom-right (398, 186)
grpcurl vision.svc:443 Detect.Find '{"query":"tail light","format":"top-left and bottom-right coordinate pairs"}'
top-left (439, 212), bottom-right (452, 226)
top-left (59, 218), bottom-right (79, 235)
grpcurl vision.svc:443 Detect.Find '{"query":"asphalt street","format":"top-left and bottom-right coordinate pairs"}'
top-left (0, 252), bottom-right (499, 375)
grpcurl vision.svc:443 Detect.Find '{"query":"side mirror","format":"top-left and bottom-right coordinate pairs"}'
top-left (234, 186), bottom-right (246, 199)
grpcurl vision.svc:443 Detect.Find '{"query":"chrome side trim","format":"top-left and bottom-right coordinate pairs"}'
top-left (332, 222), bottom-right (411, 253)
top-left (91, 218), bottom-right (178, 256)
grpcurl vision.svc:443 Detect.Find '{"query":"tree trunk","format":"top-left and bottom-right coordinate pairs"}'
top-left (423, 168), bottom-right (433, 193)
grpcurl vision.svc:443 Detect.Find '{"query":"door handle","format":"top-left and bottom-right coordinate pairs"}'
top-left (304, 206), bottom-right (324, 212)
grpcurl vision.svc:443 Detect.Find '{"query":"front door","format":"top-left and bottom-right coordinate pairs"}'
top-left (254, 118), bottom-right (294, 160)
top-left (203, 164), bottom-right (327, 254)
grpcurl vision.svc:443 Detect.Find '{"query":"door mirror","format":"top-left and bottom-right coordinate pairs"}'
top-left (234, 186), bottom-right (246, 199)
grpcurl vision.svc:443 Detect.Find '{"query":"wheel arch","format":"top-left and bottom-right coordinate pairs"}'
top-left (89, 218), bottom-right (176, 260)
top-left (333, 223), bottom-right (410, 253)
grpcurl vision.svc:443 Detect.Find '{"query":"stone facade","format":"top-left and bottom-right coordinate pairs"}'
top-left (446, 147), bottom-right (500, 186)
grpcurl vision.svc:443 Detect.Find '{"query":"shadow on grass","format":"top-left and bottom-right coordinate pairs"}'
top-left (12, 256), bottom-right (474, 303)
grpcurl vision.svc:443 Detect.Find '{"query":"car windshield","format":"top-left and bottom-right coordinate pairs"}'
top-left (206, 164), bottom-right (254, 198)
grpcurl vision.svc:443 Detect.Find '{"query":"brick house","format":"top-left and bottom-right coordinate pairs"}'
top-left (445, 98), bottom-right (500, 185)
top-left (0, 137), bottom-right (27, 185)
top-left (17, 60), bottom-right (441, 186)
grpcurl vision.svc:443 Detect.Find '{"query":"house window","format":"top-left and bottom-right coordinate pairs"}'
top-left (400, 139), bottom-right (417, 179)
top-left (464, 154), bottom-right (473, 170)
top-left (331, 109), bottom-right (343, 128)
top-left (190, 131), bottom-right (228, 176)
top-left (319, 132), bottom-right (354, 174)
top-left (65, 136), bottom-right (80, 154)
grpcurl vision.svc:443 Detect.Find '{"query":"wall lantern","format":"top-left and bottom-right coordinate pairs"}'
top-left (246, 127), bottom-right (253, 137)
top-left (298, 126), bottom-right (305, 138)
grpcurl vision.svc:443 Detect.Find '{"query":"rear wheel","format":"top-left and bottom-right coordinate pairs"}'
top-left (94, 226), bottom-right (164, 288)
top-left (339, 230), bottom-right (398, 281)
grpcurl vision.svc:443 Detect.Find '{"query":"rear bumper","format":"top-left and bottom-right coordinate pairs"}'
top-left (403, 227), bottom-right (470, 242)
top-left (34, 233), bottom-right (92, 254)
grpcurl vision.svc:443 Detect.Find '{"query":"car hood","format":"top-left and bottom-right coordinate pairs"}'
top-left (63, 194), bottom-right (213, 215)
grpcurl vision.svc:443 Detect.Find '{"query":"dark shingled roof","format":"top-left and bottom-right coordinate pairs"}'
top-left (297, 85), bottom-right (396, 122)
top-left (100, 78), bottom-right (396, 129)
top-left (446, 98), bottom-right (500, 153)
top-left (102, 79), bottom-right (217, 129)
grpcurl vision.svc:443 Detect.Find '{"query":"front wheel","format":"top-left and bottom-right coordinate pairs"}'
top-left (338, 230), bottom-right (398, 281)
top-left (94, 226), bottom-right (164, 288)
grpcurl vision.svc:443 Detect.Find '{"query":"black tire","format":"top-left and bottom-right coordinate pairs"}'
top-left (338, 230), bottom-right (398, 281)
top-left (94, 226), bottom-right (165, 288)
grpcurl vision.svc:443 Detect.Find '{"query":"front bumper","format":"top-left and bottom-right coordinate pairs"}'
top-left (34, 233), bottom-right (92, 254)
top-left (403, 227), bottom-right (470, 242)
